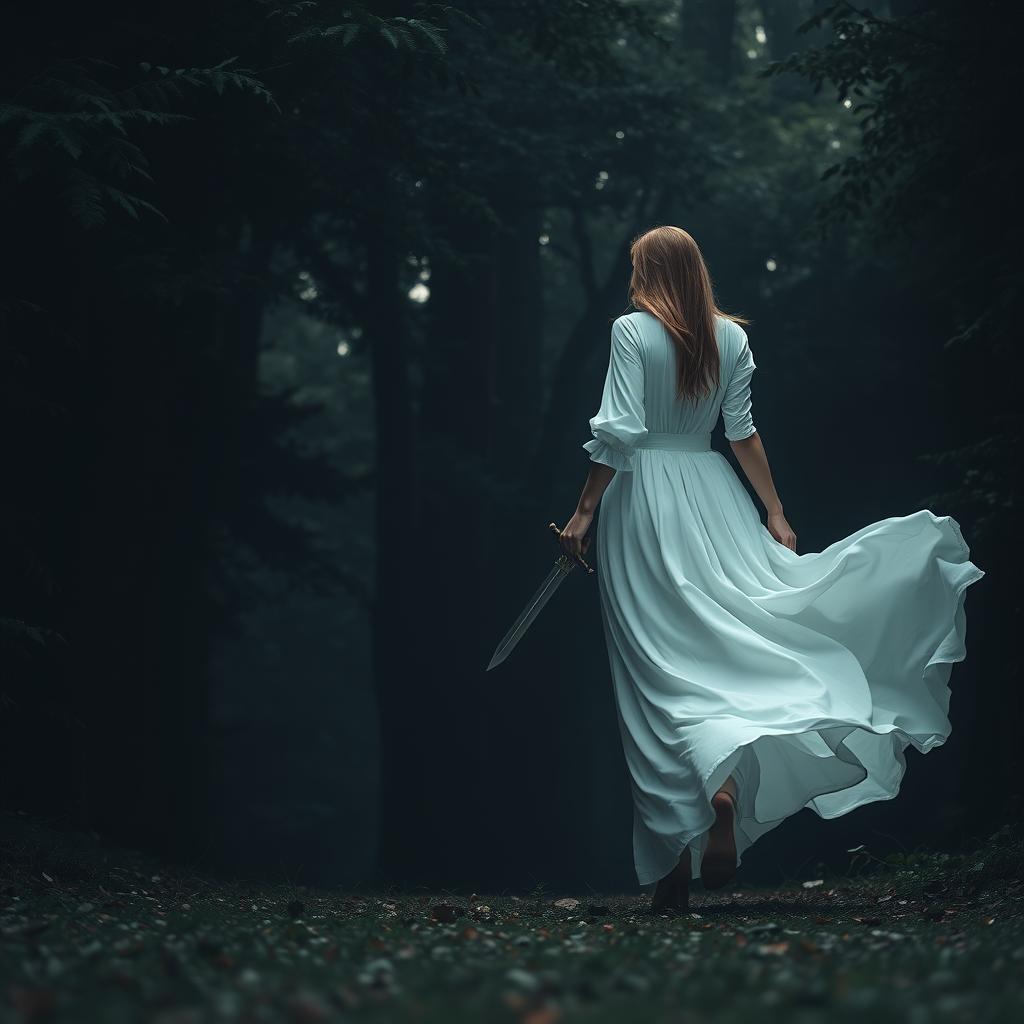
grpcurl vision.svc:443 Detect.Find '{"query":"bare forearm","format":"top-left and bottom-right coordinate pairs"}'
top-left (559, 462), bottom-right (614, 560)
top-left (729, 431), bottom-right (784, 516)
top-left (577, 462), bottom-right (616, 515)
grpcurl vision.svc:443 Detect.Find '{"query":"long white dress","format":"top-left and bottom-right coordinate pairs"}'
top-left (582, 310), bottom-right (986, 887)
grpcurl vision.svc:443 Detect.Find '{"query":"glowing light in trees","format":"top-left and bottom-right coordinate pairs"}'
top-left (298, 271), bottom-right (318, 302)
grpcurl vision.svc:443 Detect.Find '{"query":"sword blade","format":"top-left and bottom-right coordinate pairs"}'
top-left (486, 556), bottom-right (575, 671)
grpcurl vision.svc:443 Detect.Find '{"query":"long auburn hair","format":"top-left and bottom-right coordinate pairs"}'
top-left (626, 225), bottom-right (750, 403)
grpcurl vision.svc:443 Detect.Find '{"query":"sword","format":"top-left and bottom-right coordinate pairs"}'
top-left (485, 521), bottom-right (596, 672)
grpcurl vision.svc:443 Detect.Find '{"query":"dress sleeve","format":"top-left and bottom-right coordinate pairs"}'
top-left (582, 316), bottom-right (648, 472)
top-left (721, 325), bottom-right (757, 441)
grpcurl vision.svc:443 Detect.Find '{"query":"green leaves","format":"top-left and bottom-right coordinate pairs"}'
top-left (1, 55), bottom-right (278, 230)
top-left (138, 57), bottom-right (278, 109)
top-left (284, 7), bottom-right (465, 60)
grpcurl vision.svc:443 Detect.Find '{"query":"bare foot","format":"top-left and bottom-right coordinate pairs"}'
top-left (700, 789), bottom-right (738, 890)
top-left (651, 848), bottom-right (690, 912)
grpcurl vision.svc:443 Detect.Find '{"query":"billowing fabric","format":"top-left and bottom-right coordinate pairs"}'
top-left (582, 310), bottom-right (986, 886)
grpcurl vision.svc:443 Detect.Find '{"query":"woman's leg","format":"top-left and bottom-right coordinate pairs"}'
top-left (718, 773), bottom-right (739, 803)
top-left (652, 776), bottom-right (739, 909)
top-left (701, 775), bottom-right (739, 890)
top-left (651, 846), bottom-right (691, 912)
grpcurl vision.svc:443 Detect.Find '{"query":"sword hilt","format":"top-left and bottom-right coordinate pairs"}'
top-left (549, 521), bottom-right (596, 575)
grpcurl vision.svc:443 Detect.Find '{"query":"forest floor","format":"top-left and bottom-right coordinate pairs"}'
top-left (1, 814), bottom-right (1022, 1024)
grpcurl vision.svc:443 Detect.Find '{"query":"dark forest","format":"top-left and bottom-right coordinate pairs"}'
top-left (1, 1), bottom-right (1021, 1020)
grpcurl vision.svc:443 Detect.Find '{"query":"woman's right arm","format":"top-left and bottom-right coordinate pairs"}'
top-left (730, 432), bottom-right (797, 552)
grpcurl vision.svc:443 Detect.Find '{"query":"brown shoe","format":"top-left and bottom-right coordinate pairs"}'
top-left (700, 789), bottom-right (738, 890)
top-left (651, 848), bottom-right (690, 912)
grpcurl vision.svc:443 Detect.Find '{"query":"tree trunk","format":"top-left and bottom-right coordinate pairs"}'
top-left (366, 215), bottom-right (431, 884)
top-left (73, 214), bottom-right (272, 858)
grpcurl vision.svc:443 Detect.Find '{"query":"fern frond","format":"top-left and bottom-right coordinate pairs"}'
top-left (59, 168), bottom-right (168, 228)
top-left (100, 135), bottom-right (152, 181)
top-left (138, 61), bottom-right (278, 110)
top-left (321, 23), bottom-right (362, 46)
top-left (15, 115), bottom-right (86, 160)
top-left (412, 3), bottom-right (484, 32)
top-left (401, 18), bottom-right (448, 56)
top-left (265, 1), bottom-right (318, 19)
top-left (3, 54), bottom-right (273, 233)
top-left (63, 171), bottom-right (106, 229)
top-left (102, 182), bottom-right (167, 222)
top-left (379, 24), bottom-right (399, 48)
top-left (288, 8), bottom-right (455, 58)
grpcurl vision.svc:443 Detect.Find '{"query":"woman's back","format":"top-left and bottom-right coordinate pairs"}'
top-left (600, 309), bottom-right (758, 446)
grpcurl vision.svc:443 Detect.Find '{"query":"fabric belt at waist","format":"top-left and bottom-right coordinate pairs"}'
top-left (634, 431), bottom-right (712, 452)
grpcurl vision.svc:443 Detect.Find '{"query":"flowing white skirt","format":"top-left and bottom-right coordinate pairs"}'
top-left (594, 447), bottom-right (986, 886)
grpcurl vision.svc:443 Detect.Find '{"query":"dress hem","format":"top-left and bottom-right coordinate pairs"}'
top-left (635, 513), bottom-right (985, 889)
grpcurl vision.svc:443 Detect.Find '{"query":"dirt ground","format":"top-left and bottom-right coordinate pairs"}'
top-left (2, 813), bottom-right (1022, 1023)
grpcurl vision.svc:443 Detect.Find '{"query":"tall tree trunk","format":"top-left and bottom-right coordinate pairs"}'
top-left (73, 212), bottom-right (271, 857)
top-left (380, 208), bottom-right (502, 885)
top-left (366, 210), bottom-right (429, 884)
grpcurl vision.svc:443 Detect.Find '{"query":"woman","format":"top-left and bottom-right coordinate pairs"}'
top-left (559, 225), bottom-right (985, 913)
